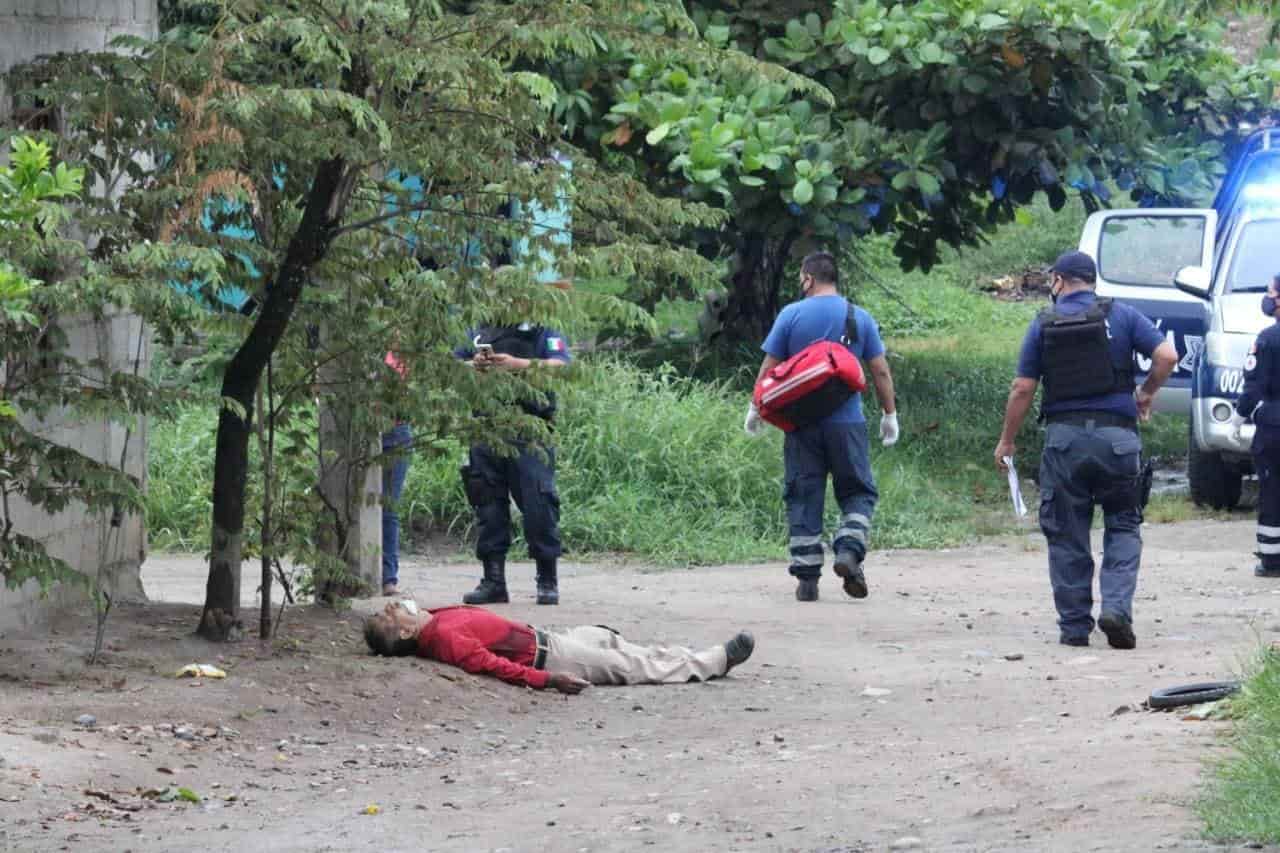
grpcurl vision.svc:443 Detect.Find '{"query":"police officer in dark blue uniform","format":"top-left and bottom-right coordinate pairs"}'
top-left (995, 251), bottom-right (1178, 649)
top-left (1233, 275), bottom-right (1280, 579)
top-left (458, 323), bottom-right (571, 605)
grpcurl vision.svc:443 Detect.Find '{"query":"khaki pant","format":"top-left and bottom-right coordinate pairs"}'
top-left (542, 626), bottom-right (728, 685)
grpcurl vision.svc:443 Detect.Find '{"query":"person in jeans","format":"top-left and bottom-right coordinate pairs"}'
top-left (748, 251), bottom-right (900, 602)
top-left (381, 352), bottom-right (411, 596)
top-left (994, 251), bottom-right (1177, 649)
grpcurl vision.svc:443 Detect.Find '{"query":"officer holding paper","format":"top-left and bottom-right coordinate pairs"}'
top-left (994, 251), bottom-right (1177, 650)
top-left (747, 251), bottom-right (899, 603)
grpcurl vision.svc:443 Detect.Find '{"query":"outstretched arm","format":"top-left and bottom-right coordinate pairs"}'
top-left (451, 638), bottom-right (550, 689)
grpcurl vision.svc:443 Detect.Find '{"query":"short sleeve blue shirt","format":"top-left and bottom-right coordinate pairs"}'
top-left (1016, 291), bottom-right (1165, 418)
top-left (761, 294), bottom-right (885, 424)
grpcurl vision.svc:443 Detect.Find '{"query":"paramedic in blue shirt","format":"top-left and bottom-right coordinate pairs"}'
top-left (747, 251), bottom-right (900, 602)
top-left (994, 251), bottom-right (1177, 650)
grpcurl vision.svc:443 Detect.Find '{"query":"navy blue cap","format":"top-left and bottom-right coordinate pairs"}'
top-left (1050, 251), bottom-right (1097, 283)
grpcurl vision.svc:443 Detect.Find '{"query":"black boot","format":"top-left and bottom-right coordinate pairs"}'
top-left (1256, 562), bottom-right (1280, 579)
top-left (535, 557), bottom-right (559, 605)
top-left (463, 556), bottom-right (509, 604)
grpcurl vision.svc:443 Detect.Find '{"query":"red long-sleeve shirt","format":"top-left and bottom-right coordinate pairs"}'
top-left (417, 606), bottom-right (548, 689)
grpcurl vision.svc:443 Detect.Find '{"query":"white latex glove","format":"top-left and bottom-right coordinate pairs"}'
top-left (744, 403), bottom-right (765, 437)
top-left (880, 412), bottom-right (900, 447)
top-left (1230, 412), bottom-right (1247, 443)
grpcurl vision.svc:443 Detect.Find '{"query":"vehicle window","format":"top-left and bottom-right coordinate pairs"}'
top-left (1225, 219), bottom-right (1280, 293)
top-left (1098, 216), bottom-right (1205, 287)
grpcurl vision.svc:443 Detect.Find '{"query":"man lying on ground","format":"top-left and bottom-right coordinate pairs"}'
top-left (362, 601), bottom-right (755, 694)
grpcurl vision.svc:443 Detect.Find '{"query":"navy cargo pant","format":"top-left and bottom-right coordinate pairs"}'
top-left (1038, 420), bottom-right (1144, 640)
top-left (466, 442), bottom-right (562, 561)
top-left (1253, 426), bottom-right (1280, 570)
top-left (783, 419), bottom-right (878, 579)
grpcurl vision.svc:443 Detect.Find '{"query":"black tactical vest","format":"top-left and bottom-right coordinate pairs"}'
top-left (1037, 298), bottom-right (1134, 406)
top-left (474, 324), bottom-right (557, 420)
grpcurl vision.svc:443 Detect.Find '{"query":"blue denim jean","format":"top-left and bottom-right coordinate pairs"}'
top-left (381, 423), bottom-right (413, 586)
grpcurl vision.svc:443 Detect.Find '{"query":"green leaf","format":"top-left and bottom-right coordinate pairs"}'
top-left (691, 168), bottom-right (722, 185)
top-left (177, 788), bottom-right (201, 803)
top-left (919, 43), bottom-right (944, 64)
top-left (646, 123), bottom-right (672, 146)
top-left (794, 159), bottom-right (813, 177)
top-left (867, 47), bottom-right (891, 66)
top-left (978, 13), bottom-right (1008, 31)
top-left (793, 178), bottom-right (814, 205)
top-left (891, 171), bottom-right (915, 191)
top-left (915, 172), bottom-right (941, 196)
top-left (738, 175), bottom-right (766, 187)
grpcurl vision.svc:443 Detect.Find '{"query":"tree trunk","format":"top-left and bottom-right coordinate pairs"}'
top-left (197, 155), bottom-right (357, 641)
top-left (719, 229), bottom-right (799, 343)
top-left (315, 360), bottom-right (382, 602)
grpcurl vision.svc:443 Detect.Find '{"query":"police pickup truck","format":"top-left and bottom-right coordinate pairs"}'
top-left (1077, 128), bottom-right (1280, 509)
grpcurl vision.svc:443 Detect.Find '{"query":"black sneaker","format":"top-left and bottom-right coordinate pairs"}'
top-left (724, 631), bottom-right (755, 671)
top-left (795, 579), bottom-right (819, 602)
top-left (1098, 611), bottom-right (1137, 650)
top-left (833, 551), bottom-right (868, 599)
top-left (1059, 635), bottom-right (1089, 647)
top-left (1256, 563), bottom-right (1280, 579)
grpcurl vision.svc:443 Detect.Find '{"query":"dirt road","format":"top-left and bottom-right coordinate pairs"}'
top-left (2, 520), bottom-right (1278, 852)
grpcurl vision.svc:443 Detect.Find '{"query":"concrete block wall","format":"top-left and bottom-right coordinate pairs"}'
top-left (1, 1), bottom-right (157, 631)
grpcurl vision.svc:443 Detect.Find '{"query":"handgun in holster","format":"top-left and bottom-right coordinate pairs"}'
top-left (460, 464), bottom-right (491, 510)
top-left (1138, 458), bottom-right (1154, 509)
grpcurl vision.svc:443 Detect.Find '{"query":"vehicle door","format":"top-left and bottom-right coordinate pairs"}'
top-left (1078, 208), bottom-right (1218, 413)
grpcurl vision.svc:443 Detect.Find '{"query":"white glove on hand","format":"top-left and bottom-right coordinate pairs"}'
top-left (880, 412), bottom-right (900, 447)
top-left (744, 403), bottom-right (764, 437)
top-left (1230, 412), bottom-right (1247, 443)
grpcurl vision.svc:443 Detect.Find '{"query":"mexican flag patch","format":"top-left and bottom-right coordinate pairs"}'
top-left (546, 337), bottom-right (566, 353)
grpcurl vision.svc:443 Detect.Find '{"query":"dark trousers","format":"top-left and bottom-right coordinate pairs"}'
top-left (470, 442), bottom-right (562, 561)
top-left (1038, 421), bottom-right (1144, 639)
top-left (381, 423), bottom-right (412, 586)
top-left (782, 420), bottom-right (878, 580)
top-left (1253, 426), bottom-right (1280, 569)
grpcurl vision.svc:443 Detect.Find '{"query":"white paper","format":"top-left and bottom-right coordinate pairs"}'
top-left (1003, 457), bottom-right (1028, 518)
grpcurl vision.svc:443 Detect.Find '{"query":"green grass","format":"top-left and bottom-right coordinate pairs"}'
top-left (1199, 647), bottom-right (1280, 844)
top-left (147, 402), bottom-right (218, 550)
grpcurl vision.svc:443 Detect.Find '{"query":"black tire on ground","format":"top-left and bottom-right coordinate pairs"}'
top-left (1148, 681), bottom-right (1240, 710)
top-left (1188, 421), bottom-right (1243, 509)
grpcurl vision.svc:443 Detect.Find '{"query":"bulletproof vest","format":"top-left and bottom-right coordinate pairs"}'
top-left (475, 324), bottom-right (557, 420)
top-left (1037, 298), bottom-right (1134, 406)
top-left (478, 324), bottom-right (542, 360)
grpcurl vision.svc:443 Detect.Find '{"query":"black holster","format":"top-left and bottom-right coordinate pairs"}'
top-left (1139, 457), bottom-right (1154, 510)
top-left (460, 464), bottom-right (492, 509)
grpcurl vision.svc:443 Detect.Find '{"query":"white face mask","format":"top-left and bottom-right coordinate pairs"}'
top-left (397, 599), bottom-right (419, 615)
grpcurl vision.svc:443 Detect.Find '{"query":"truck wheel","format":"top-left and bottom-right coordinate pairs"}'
top-left (1188, 421), bottom-right (1243, 509)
